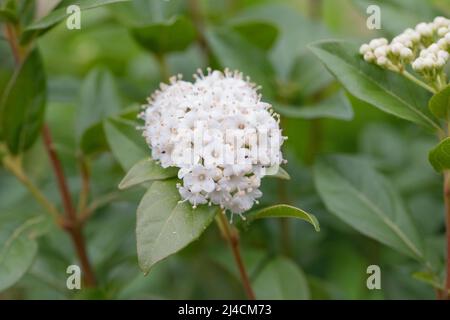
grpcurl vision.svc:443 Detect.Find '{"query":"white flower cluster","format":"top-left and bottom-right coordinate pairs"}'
top-left (360, 17), bottom-right (450, 81)
top-left (142, 69), bottom-right (285, 215)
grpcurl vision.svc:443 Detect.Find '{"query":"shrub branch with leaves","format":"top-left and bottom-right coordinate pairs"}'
top-left (4, 0), bottom-right (447, 301)
top-left (1, 0), bottom-right (326, 298)
top-left (311, 16), bottom-right (450, 299)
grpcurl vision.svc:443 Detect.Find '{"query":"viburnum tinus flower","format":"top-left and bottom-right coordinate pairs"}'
top-left (141, 69), bottom-right (286, 216)
top-left (360, 16), bottom-right (450, 90)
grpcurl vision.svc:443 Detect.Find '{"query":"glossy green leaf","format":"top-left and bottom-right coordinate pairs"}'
top-left (231, 20), bottom-right (278, 51)
top-left (0, 50), bottom-right (46, 154)
top-left (253, 256), bottom-right (310, 300)
top-left (246, 204), bottom-right (320, 232)
top-left (275, 91), bottom-right (353, 120)
top-left (0, 215), bottom-right (47, 292)
top-left (428, 138), bottom-right (450, 173)
top-left (309, 40), bottom-right (439, 131)
top-left (136, 180), bottom-right (217, 273)
top-left (205, 27), bottom-right (275, 98)
top-left (119, 158), bottom-right (178, 190)
top-left (103, 117), bottom-right (149, 171)
top-left (429, 85), bottom-right (450, 119)
top-left (131, 16), bottom-right (196, 54)
top-left (314, 155), bottom-right (425, 260)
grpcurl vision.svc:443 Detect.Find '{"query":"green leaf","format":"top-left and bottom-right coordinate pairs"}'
top-left (0, 8), bottom-right (16, 23)
top-left (16, 0), bottom-right (36, 27)
top-left (131, 15), bottom-right (196, 55)
top-left (103, 117), bottom-right (148, 171)
top-left (253, 256), bottom-right (310, 300)
top-left (80, 122), bottom-right (108, 156)
top-left (314, 155), bottom-right (425, 260)
top-left (205, 27), bottom-right (275, 98)
top-left (231, 3), bottom-right (330, 78)
top-left (428, 138), bottom-right (450, 173)
top-left (119, 158), bottom-right (178, 190)
top-left (77, 69), bottom-right (121, 139)
top-left (309, 40), bottom-right (439, 131)
top-left (0, 50), bottom-right (46, 154)
top-left (26, 0), bottom-right (130, 31)
top-left (0, 215), bottom-right (47, 292)
top-left (412, 271), bottom-right (444, 290)
top-left (109, 0), bottom-right (185, 26)
top-left (136, 180), bottom-right (217, 273)
top-left (246, 204), bottom-right (320, 232)
top-left (289, 51), bottom-right (334, 97)
top-left (81, 106), bottom-right (140, 156)
top-left (275, 91), bottom-right (353, 120)
top-left (264, 165), bottom-right (290, 180)
top-left (76, 69), bottom-right (122, 157)
top-left (231, 21), bottom-right (278, 51)
top-left (0, 38), bottom-right (15, 105)
top-left (429, 85), bottom-right (450, 119)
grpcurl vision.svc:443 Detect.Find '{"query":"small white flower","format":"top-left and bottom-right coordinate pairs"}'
top-left (183, 165), bottom-right (216, 193)
top-left (178, 186), bottom-right (208, 208)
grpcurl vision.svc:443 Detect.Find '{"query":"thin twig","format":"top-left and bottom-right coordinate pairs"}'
top-left (79, 191), bottom-right (121, 224)
top-left (216, 211), bottom-right (256, 300)
top-left (402, 70), bottom-right (437, 94)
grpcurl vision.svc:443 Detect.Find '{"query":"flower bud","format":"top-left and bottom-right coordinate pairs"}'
top-left (359, 44), bottom-right (370, 54)
top-left (400, 48), bottom-right (413, 60)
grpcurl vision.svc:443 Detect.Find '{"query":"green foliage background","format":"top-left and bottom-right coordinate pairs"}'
top-left (1, 0), bottom-right (450, 299)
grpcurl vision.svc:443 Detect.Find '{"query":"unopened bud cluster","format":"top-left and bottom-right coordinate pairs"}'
top-left (141, 69), bottom-right (285, 215)
top-left (360, 17), bottom-right (450, 86)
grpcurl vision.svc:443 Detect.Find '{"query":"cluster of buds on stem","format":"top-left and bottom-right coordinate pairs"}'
top-left (360, 17), bottom-right (450, 91)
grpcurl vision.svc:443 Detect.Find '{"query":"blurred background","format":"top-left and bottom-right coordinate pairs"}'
top-left (1, 0), bottom-right (450, 299)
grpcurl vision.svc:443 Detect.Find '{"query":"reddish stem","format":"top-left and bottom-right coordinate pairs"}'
top-left (3, 24), bottom-right (22, 64)
top-left (218, 211), bottom-right (255, 300)
top-left (42, 125), bottom-right (96, 287)
top-left (444, 172), bottom-right (450, 299)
